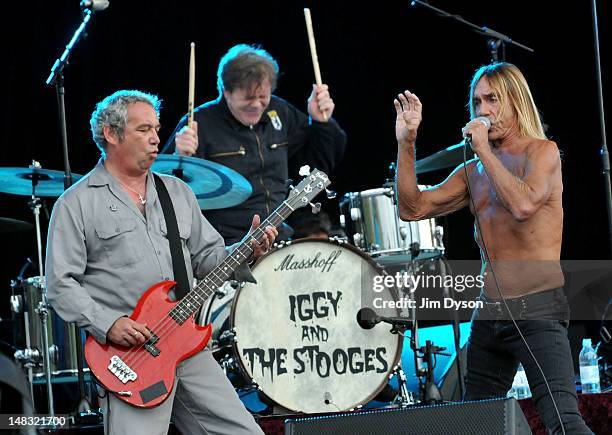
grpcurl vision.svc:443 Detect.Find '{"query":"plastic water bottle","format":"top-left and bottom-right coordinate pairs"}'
top-left (508, 363), bottom-right (532, 399)
top-left (579, 338), bottom-right (601, 394)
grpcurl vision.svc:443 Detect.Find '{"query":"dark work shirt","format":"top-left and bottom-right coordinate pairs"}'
top-left (163, 96), bottom-right (346, 244)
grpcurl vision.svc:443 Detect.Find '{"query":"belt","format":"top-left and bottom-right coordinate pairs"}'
top-left (480, 287), bottom-right (566, 320)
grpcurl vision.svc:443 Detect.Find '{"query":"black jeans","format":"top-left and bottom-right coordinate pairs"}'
top-left (464, 290), bottom-right (593, 434)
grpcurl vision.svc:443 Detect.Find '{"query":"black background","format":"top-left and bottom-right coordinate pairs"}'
top-left (1, 1), bottom-right (610, 358)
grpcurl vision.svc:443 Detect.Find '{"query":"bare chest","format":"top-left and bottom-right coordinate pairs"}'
top-left (468, 155), bottom-right (527, 213)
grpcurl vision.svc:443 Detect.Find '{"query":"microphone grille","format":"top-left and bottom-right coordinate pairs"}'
top-left (477, 116), bottom-right (491, 129)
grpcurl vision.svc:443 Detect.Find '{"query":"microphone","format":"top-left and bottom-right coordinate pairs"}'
top-left (356, 308), bottom-right (413, 330)
top-left (464, 116), bottom-right (491, 147)
top-left (80, 0), bottom-right (110, 12)
top-left (356, 308), bottom-right (380, 329)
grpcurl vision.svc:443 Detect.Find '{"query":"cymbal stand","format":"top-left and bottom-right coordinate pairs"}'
top-left (27, 161), bottom-right (55, 417)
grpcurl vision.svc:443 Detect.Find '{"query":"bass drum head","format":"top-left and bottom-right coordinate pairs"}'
top-left (231, 239), bottom-right (403, 413)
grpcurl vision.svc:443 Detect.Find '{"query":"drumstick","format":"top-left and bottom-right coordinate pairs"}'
top-left (303, 8), bottom-right (327, 120)
top-left (187, 42), bottom-right (196, 128)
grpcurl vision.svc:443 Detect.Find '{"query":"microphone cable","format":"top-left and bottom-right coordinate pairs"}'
top-left (462, 140), bottom-right (566, 435)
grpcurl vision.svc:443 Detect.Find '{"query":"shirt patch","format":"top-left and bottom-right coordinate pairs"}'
top-left (266, 110), bottom-right (283, 131)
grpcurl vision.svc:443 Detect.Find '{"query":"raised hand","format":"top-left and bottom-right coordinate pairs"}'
top-left (394, 90), bottom-right (422, 145)
top-left (175, 121), bottom-right (199, 156)
top-left (308, 84), bottom-right (335, 122)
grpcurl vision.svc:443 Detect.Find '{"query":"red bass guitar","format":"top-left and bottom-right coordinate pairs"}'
top-left (85, 168), bottom-right (330, 407)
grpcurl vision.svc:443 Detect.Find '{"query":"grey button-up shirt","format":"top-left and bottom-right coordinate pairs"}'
top-left (46, 161), bottom-right (249, 344)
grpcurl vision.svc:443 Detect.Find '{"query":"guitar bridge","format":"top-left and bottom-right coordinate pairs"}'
top-left (108, 355), bottom-right (138, 384)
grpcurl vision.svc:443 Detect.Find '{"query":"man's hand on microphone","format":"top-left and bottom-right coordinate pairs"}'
top-left (462, 117), bottom-right (490, 155)
top-left (394, 90), bottom-right (422, 146)
top-left (175, 121), bottom-right (198, 156)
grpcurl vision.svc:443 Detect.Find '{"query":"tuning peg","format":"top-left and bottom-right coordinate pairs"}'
top-left (285, 178), bottom-right (294, 190)
top-left (325, 188), bottom-right (337, 199)
top-left (310, 202), bottom-right (321, 214)
top-left (299, 165), bottom-right (311, 177)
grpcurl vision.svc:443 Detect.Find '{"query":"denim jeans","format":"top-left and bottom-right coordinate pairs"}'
top-left (465, 301), bottom-right (593, 434)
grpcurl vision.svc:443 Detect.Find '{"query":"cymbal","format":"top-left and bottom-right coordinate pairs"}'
top-left (415, 141), bottom-right (475, 174)
top-left (152, 155), bottom-right (252, 210)
top-left (0, 217), bottom-right (33, 234)
top-left (0, 167), bottom-right (82, 197)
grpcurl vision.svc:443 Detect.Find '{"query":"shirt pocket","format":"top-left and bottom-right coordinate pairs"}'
top-left (94, 217), bottom-right (143, 268)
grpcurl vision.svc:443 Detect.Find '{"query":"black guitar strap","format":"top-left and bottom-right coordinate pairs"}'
top-left (153, 173), bottom-right (189, 299)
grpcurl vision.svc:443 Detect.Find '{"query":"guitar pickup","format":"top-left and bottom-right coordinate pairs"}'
top-left (144, 331), bottom-right (160, 357)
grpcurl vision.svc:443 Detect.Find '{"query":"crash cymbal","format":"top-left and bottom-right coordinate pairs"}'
top-left (0, 217), bottom-right (33, 234)
top-left (415, 141), bottom-right (475, 174)
top-left (152, 155), bottom-right (252, 210)
top-left (0, 167), bottom-right (82, 197)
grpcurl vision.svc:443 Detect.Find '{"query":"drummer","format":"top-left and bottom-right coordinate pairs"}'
top-left (162, 44), bottom-right (346, 244)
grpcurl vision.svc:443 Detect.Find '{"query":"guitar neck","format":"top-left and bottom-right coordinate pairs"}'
top-left (169, 201), bottom-right (294, 323)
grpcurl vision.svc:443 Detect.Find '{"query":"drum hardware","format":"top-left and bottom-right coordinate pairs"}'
top-left (339, 186), bottom-right (444, 260)
top-left (3, 160), bottom-right (78, 418)
top-left (398, 259), bottom-right (451, 404)
top-left (392, 364), bottom-right (416, 406)
top-left (26, 163), bottom-right (55, 417)
top-left (416, 341), bottom-right (448, 404)
top-left (356, 307), bottom-right (416, 407)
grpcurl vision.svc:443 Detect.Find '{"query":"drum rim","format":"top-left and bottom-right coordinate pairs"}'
top-left (228, 237), bottom-right (405, 413)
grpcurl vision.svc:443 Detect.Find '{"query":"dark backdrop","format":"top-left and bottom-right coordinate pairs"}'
top-left (0, 1), bottom-right (610, 351)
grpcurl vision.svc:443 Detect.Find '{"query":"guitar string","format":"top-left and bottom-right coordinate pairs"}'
top-left (119, 212), bottom-right (287, 371)
top-left (116, 206), bottom-right (292, 373)
top-left (119, 226), bottom-right (268, 369)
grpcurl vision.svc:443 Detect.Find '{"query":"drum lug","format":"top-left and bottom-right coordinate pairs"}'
top-left (350, 207), bottom-right (361, 221)
top-left (434, 225), bottom-right (445, 251)
top-left (353, 232), bottom-right (362, 247)
top-left (10, 294), bottom-right (23, 314)
top-left (48, 344), bottom-right (59, 366)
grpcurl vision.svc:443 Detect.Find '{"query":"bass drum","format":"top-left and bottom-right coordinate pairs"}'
top-left (229, 239), bottom-right (403, 413)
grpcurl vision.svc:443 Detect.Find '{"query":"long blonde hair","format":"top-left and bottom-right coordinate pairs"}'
top-left (469, 63), bottom-right (546, 139)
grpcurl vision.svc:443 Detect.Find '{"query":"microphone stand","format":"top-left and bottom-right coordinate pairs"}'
top-left (409, 0), bottom-right (534, 62)
top-left (438, 258), bottom-right (464, 400)
top-left (45, 7), bottom-right (98, 424)
top-left (590, 0), bottom-right (612, 255)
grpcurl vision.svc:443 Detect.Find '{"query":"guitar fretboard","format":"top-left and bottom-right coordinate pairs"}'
top-left (168, 201), bottom-right (294, 324)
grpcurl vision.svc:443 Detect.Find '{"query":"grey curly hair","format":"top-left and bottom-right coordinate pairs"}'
top-left (90, 90), bottom-right (161, 156)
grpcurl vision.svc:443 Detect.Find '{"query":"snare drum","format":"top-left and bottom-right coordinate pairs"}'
top-left (339, 186), bottom-right (444, 259)
top-left (213, 239), bottom-right (403, 413)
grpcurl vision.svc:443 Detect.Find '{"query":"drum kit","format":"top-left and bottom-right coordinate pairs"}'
top-left (202, 150), bottom-right (468, 414)
top-left (2, 147), bottom-right (462, 417)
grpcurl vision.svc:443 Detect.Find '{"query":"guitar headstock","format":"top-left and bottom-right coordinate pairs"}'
top-left (285, 168), bottom-right (331, 211)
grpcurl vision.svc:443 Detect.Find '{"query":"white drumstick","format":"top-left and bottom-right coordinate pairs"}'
top-left (188, 42), bottom-right (195, 127)
top-left (304, 8), bottom-right (327, 120)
